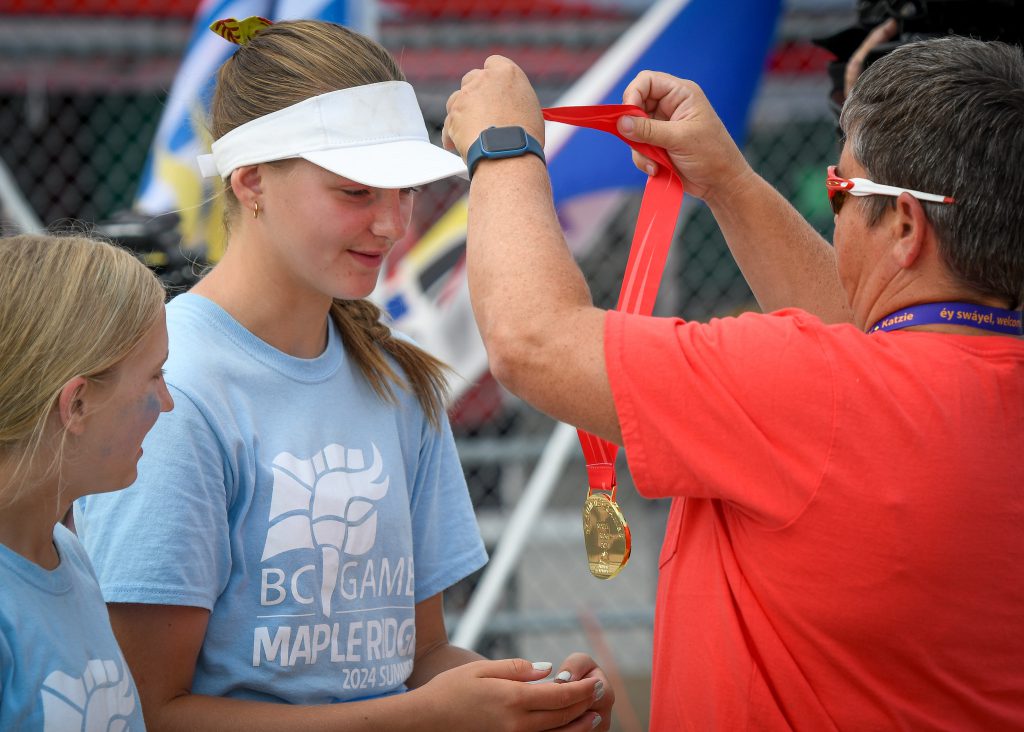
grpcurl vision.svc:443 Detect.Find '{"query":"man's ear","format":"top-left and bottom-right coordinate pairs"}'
top-left (230, 164), bottom-right (263, 206)
top-left (56, 377), bottom-right (89, 435)
top-left (890, 191), bottom-right (929, 269)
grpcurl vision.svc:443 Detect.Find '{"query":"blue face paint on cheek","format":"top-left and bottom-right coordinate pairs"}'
top-left (143, 393), bottom-right (162, 421)
top-left (119, 393), bottom-right (163, 438)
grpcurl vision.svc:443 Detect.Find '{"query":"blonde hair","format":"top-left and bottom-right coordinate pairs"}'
top-left (0, 234), bottom-right (165, 505)
top-left (211, 19), bottom-right (450, 426)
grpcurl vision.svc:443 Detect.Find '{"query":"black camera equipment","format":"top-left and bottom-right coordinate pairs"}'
top-left (816, 0), bottom-right (1024, 121)
top-left (92, 210), bottom-right (207, 291)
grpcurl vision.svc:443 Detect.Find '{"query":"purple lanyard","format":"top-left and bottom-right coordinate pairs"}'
top-left (869, 302), bottom-right (1024, 334)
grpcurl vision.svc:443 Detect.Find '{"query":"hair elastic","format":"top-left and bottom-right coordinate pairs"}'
top-left (210, 16), bottom-right (272, 47)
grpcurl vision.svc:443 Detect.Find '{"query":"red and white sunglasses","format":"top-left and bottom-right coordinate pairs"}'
top-left (826, 165), bottom-right (955, 215)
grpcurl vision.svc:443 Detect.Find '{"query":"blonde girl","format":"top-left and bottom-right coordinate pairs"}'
top-left (75, 19), bottom-right (610, 732)
top-left (0, 233), bottom-right (172, 730)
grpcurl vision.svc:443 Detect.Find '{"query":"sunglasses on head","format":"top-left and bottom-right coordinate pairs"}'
top-left (825, 165), bottom-right (955, 215)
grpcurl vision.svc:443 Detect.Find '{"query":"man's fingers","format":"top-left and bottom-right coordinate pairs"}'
top-left (623, 71), bottom-right (677, 117)
top-left (618, 114), bottom-right (672, 149)
top-left (623, 71), bottom-right (657, 111)
top-left (623, 71), bottom-right (700, 119)
top-left (461, 67), bottom-right (481, 88)
top-left (440, 123), bottom-right (457, 155)
top-left (484, 53), bottom-right (516, 70)
top-left (629, 148), bottom-right (658, 177)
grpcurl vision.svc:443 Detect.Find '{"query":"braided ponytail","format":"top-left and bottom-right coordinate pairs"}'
top-left (329, 299), bottom-right (449, 429)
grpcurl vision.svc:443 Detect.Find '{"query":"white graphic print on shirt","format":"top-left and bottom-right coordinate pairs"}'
top-left (262, 443), bottom-right (391, 616)
top-left (41, 658), bottom-right (137, 732)
top-left (255, 443), bottom-right (416, 688)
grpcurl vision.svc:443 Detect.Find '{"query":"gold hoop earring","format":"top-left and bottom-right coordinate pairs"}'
top-left (253, 200), bottom-right (260, 219)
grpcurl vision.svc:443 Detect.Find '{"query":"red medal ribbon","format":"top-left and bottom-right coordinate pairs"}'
top-left (541, 105), bottom-right (685, 497)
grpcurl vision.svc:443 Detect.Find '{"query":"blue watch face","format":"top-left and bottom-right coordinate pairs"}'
top-left (482, 126), bottom-right (528, 153)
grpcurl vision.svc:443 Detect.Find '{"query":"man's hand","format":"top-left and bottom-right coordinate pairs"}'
top-left (618, 70), bottom-right (852, 323)
top-left (617, 72), bottom-right (754, 206)
top-left (443, 55), bottom-right (545, 161)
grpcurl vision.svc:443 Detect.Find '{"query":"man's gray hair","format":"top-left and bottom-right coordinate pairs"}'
top-left (840, 36), bottom-right (1024, 308)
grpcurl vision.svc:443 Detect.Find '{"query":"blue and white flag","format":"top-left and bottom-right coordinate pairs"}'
top-left (378, 0), bottom-right (783, 399)
top-left (134, 0), bottom-right (376, 258)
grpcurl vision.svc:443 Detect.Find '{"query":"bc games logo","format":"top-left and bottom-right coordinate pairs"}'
top-left (261, 443), bottom-right (390, 616)
top-left (40, 659), bottom-right (137, 731)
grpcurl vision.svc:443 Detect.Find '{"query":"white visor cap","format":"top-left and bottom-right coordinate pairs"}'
top-left (197, 80), bottom-right (468, 188)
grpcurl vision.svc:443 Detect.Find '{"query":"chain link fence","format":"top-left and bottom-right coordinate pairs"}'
top-left (0, 2), bottom-right (854, 728)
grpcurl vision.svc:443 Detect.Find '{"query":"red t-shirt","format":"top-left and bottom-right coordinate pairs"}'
top-left (606, 308), bottom-right (1024, 731)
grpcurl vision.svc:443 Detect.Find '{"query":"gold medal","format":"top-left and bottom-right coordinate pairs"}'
top-left (582, 491), bottom-right (631, 579)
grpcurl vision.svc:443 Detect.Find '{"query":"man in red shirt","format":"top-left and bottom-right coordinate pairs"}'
top-left (443, 36), bottom-right (1024, 730)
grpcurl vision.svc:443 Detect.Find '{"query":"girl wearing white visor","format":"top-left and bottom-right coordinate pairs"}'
top-left (75, 18), bottom-right (611, 732)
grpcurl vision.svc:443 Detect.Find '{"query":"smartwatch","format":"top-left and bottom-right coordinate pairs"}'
top-left (466, 126), bottom-right (545, 179)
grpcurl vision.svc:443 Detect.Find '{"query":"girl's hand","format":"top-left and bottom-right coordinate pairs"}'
top-left (414, 657), bottom-right (604, 731)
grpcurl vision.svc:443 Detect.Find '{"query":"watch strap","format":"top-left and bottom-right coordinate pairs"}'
top-left (466, 126), bottom-right (545, 179)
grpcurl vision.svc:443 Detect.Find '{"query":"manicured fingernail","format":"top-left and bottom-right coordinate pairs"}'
top-left (619, 115), bottom-right (635, 134)
top-left (645, 164), bottom-right (657, 176)
top-left (531, 661), bottom-right (552, 672)
top-left (554, 670), bottom-right (572, 683)
top-left (594, 680), bottom-right (605, 701)
top-left (591, 714), bottom-right (602, 729)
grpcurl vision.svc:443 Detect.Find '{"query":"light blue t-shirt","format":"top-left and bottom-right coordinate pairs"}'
top-left (0, 524), bottom-right (145, 731)
top-left (76, 293), bottom-right (487, 705)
